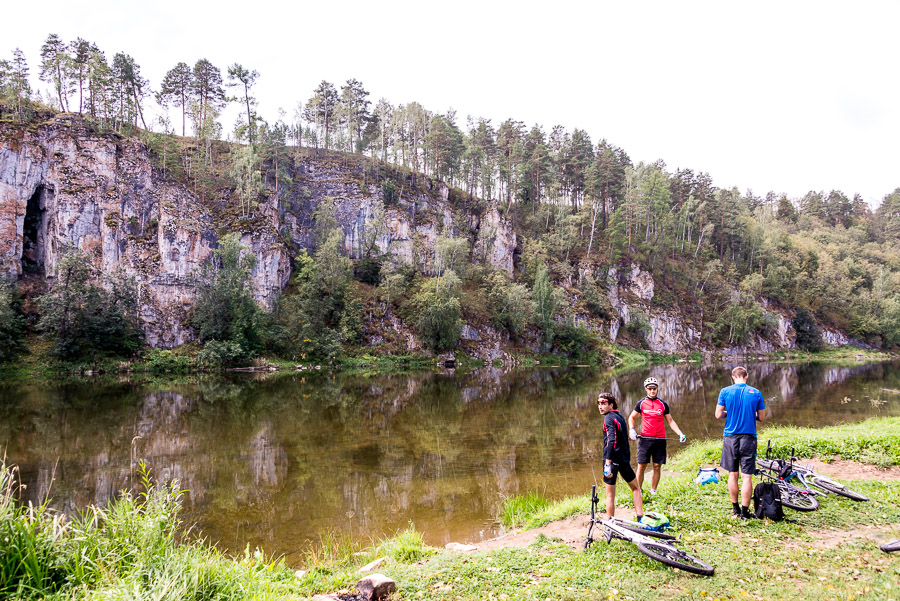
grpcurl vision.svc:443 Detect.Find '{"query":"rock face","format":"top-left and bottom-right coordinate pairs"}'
top-left (0, 115), bottom-right (861, 355)
top-left (606, 263), bottom-right (804, 354)
top-left (0, 116), bottom-right (517, 348)
top-left (0, 116), bottom-right (291, 347)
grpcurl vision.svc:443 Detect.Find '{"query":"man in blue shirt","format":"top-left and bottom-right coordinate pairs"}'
top-left (715, 366), bottom-right (766, 519)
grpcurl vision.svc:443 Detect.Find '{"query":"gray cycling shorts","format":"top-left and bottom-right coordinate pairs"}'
top-left (720, 434), bottom-right (757, 474)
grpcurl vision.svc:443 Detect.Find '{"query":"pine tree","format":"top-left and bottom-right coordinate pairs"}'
top-left (5, 49), bottom-right (31, 120)
top-left (338, 78), bottom-right (370, 153)
top-left (111, 52), bottom-right (148, 130)
top-left (191, 59), bottom-right (226, 135)
top-left (226, 63), bottom-right (259, 144)
top-left (158, 62), bottom-right (193, 136)
top-left (69, 38), bottom-right (91, 114)
top-left (39, 33), bottom-right (71, 111)
top-left (304, 81), bottom-right (338, 151)
top-left (85, 44), bottom-right (111, 124)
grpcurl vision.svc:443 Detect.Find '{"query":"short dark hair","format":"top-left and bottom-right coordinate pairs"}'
top-left (598, 392), bottom-right (617, 409)
top-left (732, 366), bottom-right (748, 379)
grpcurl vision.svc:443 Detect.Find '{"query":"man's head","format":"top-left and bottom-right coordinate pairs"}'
top-left (597, 392), bottom-right (617, 414)
top-left (643, 376), bottom-right (659, 399)
top-left (731, 366), bottom-right (748, 382)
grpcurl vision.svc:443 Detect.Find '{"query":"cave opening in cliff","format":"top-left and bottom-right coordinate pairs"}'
top-left (22, 185), bottom-right (50, 274)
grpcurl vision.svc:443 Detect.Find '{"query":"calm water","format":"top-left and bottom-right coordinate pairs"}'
top-left (2, 361), bottom-right (899, 562)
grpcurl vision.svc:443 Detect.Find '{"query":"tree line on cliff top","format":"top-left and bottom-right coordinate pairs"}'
top-left (1, 35), bottom-right (900, 364)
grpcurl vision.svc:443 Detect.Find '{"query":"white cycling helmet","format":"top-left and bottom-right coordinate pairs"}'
top-left (643, 376), bottom-right (659, 388)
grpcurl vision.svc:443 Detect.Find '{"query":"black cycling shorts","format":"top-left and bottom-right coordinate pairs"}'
top-left (637, 438), bottom-right (667, 465)
top-left (720, 434), bottom-right (758, 474)
top-left (603, 461), bottom-right (636, 485)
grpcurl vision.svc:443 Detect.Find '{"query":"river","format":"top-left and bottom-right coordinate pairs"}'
top-left (1, 360), bottom-right (898, 563)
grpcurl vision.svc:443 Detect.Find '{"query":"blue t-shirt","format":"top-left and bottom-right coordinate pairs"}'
top-left (717, 383), bottom-right (765, 437)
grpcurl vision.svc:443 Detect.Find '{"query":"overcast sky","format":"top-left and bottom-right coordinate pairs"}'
top-left (5, 1), bottom-right (898, 206)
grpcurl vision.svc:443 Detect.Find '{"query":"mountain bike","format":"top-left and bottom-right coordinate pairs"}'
top-left (757, 443), bottom-right (828, 499)
top-left (755, 443), bottom-right (819, 511)
top-left (757, 441), bottom-right (867, 502)
top-left (583, 485), bottom-right (715, 576)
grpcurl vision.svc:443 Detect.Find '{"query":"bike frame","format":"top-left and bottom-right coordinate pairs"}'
top-left (786, 461), bottom-right (843, 489)
top-left (760, 441), bottom-right (828, 496)
top-left (585, 485), bottom-right (677, 545)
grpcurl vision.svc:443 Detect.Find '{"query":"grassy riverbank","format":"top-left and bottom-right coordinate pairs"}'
top-left (1, 337), bottom-right (893, 381)
top-left (3, 419), bottom-right (899, 600)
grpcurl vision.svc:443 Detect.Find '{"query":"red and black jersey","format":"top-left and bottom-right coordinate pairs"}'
top-left (603, 410), bottom-right (631, 463)
top-left (635, 397), bottom-right (670, 438)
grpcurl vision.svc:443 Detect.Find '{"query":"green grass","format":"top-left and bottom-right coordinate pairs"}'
top-left (769, 345), bottom-right (896, 365)
top-left (499, 492), bottom-right (553, 529)
top-left (650, 352), bottom-right (682, 364)
top-left (609, 344), bottom-right (651, 372)
top-left (378, 527), bottom-right (435, 563)
top-left (669, 417), bottom-right (900, 472)
top-left (2, 423), bottom-right (900, 600)
top-left (0, 462), bottom-right (304, 601)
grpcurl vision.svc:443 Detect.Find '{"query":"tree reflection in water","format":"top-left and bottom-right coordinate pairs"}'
top-left (2, 361), bottom-right (898, 562)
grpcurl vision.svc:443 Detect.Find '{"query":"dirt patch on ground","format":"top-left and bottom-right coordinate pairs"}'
top-left (803, 458), bottom-right (900, 481)
top-left (793, 524), bottom-right (899, 550)
top-left (473, 508), bottom-right (642, 552)
top-left (466, 458), bottom-right (896, 552)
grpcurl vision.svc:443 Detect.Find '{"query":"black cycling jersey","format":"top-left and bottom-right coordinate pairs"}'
top-left (603, 410), bottom-right (631, 464)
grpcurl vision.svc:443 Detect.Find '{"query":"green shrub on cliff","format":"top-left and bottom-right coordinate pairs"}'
top-left (37, 247), bottom-right (143, 360)
top-left (411, 271), bottom-right (463, 352)
top-left (485, 271), bottom-right (533, 337)
top-left (192, 233), bottom-right (266, 363)
top-left (0, 282), bottom-right (25, 362)
top-left (793, 307), bottom-right (823, 352)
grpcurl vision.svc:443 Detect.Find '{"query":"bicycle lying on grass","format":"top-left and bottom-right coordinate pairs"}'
top-left (583, 485), bottom-right (715, 576)
top-left (753, 442), bottom-right (819, 511)
top-left (757, 444), bottom-right (867, 502)
top-left (756, 440), bottom-right (868, 507)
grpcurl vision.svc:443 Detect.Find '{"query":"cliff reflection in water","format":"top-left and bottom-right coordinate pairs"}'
top-left (2, 361), bottom-right (899, 562)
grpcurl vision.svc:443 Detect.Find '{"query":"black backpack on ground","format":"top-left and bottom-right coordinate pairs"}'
top-left (753, 482), bottom-right (784, 521)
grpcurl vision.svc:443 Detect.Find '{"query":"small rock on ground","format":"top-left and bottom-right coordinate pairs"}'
top-left (356, 573), bottom-right (396, 600)
top-left (445, 542), bottom-right (478, 552)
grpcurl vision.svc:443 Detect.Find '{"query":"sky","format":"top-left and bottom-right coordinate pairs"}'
top-left (4, 0), bottom-right (899, 206)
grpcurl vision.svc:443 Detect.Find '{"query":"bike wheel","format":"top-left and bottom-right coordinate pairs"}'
top-left (584, 536), bottom-right (593, 549)
top-left (778, 485), bottom-right (819, 511)
top-left (880, 539), bottom-right (900, 553)
top-left (808, 476), bottom-right (869, 502)
top-left (614, 522), bottom-right (677, 541)
top-left (637, 541), bottom-right (715, 576)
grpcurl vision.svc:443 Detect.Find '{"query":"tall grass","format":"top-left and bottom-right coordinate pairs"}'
top-left (0, 461), bottom-right (301, 600)
top-left (499, 492), bottom-right (552, 529)
top-left (377, 526), bottom-right (433, 562)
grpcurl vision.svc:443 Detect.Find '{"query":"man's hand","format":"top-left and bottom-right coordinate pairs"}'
top-left (603, 463), bottom-right (613, 478)
top-left (629, 428), bottom-right (637, 440)
top-left (679, 434), bottom-right (687, 443)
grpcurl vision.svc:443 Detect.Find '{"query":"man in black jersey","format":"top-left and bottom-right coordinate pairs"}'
top-left (598, 392), bottom-right (644, 520)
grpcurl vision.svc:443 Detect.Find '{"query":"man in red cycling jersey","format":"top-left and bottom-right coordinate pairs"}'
top-left (627, 376), bottom-right (686, 494)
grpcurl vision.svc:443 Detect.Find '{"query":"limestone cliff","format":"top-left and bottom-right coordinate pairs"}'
top-left (0, 114), bottom-right (864, 356)
top-left (0, 115), bottom-right (517, 349)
